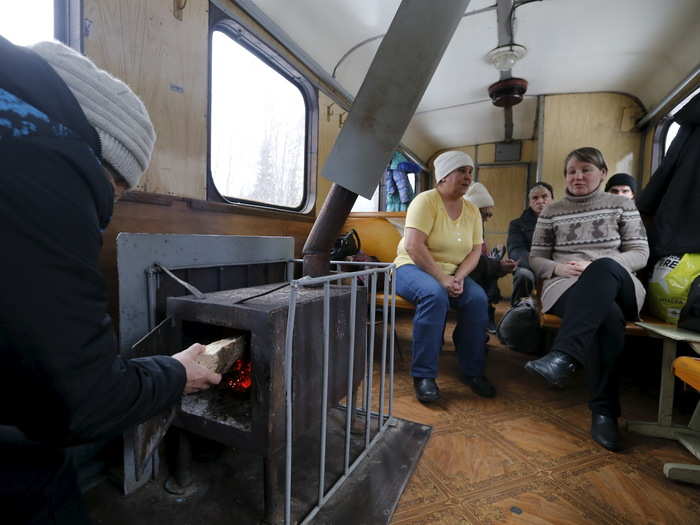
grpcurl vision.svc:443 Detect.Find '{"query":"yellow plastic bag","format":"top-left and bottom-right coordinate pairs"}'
top-left (648, 254), bottom-right (700, 324)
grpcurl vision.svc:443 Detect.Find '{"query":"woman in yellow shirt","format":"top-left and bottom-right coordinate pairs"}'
top-left (394, 151), bottom-right (495, 403)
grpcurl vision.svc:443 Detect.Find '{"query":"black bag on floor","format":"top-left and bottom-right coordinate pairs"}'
top-left (678, 275), bottom-right (700, 333)
top-left (496, 297), bottom-right (542, 354)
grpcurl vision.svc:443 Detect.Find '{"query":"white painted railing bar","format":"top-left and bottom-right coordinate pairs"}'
top-left (365, 273), bottom-right (377, 447)
top-left (283, 284), bottom-right (299, 525)
top-left (344, 276), bottom-right (358, 472)
top-left (318, 281), bottom-right (331, 505)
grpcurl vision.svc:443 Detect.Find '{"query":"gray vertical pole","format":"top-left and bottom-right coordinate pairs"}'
top-left (389, 266), bottom-right (396, 418)
top-left (318, 282), bottom-right (331, 504)
top-left (379, 271), bottom-right (389, 428)
top-left (496, 0), bottom-right (515, 80)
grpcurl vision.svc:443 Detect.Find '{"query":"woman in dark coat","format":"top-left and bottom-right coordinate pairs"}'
top-left (0, 37), bottom-right (219, 524)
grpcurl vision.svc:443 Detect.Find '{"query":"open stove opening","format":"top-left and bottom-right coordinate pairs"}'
top-left (179, 321), bottom-right (253, 428)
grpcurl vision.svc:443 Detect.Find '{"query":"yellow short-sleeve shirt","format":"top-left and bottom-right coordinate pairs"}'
top-left (394, 189), bottom-right (483, 275)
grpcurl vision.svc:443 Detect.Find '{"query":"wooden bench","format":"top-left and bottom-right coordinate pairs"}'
top-left (663, 356), bottom-right (700, 484)
top-left (343, 212), bottom-right (405, 265)
top-left (540, 312), bottom-right (666, 337)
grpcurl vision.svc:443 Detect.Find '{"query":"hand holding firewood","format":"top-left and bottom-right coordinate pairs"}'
top-left (172, 343), bottom-right (223, 394)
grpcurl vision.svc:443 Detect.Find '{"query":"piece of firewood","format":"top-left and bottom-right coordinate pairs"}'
top-left (195, 336), bottom-right (245, 374)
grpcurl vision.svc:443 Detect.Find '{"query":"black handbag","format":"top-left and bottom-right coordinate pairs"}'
top-left (330, 229), bottom-right (361, 260)
top-left (496, 297), bottom-right (543, 354)
top-left (678, 275), bottom-right (700, 333)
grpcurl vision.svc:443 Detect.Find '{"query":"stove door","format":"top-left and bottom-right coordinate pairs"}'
top-left (122, 316), bottom-right (179, 494)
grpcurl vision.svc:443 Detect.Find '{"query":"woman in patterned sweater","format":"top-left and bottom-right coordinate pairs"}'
top-left (524, 147), bottom-right (649, 452)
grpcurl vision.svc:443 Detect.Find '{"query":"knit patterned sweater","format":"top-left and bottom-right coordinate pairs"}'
top-left (529, 186), bottom-right (649, 313)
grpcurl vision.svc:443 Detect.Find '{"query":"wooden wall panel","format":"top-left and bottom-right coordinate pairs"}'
top-left (541, 93), bottom-right (643, 200)
top-left (477, 143), bottom-right (496, 164)
top-left (521, 139), bottom-right (537, 163)
top-left (84, 0), bottom-right (209, 199)
top-left (432, 140), bottom-right (536, 169)
top-left (641, 127), bottom-right (655, 188)
top-left (317, 92), bottom-right (343, 210)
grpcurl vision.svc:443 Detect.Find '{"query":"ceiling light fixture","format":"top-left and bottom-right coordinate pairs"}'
top-left (485, 43), bottom-right (527, 71)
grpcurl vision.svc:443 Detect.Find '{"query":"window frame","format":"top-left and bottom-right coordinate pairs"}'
top-left (650, 115), bottom-right (674, 175)
top-left (207, 8), bottom-right (318, 214)
top-left (54, 0), bottom-right (82, 50)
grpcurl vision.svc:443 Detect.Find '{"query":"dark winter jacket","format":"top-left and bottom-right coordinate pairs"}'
top-left (637, 92), bottom-right (700, 260)
top-left (507, 207), bottom-right (538, 271)
top-left (0, 36), bottom-right (185, 446)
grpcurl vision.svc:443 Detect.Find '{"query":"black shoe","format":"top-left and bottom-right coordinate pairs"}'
top-left (524, 350), bottom-right (578, 388)
top-left (591, 413), bottom-right (621, 452)
top-left (463, 375), bottom-right (496, 398)
top-left (413, 377), bottom-right (440, 403)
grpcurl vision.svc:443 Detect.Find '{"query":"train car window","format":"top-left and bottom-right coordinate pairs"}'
top-left (209, 26), bottom-right (314, 211)
top-left (352, 153), bottom-right (419, 213)
top-left (352, 187), bottom-right (380, 212)
top-left (0, 0), bottom-right (54, 45)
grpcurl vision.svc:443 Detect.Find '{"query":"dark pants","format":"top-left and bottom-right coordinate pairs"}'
top-left (470, 255), bottom-right (501, 323)
top-left (511, 267), bottom-right (535, 306)
top-left (0, 426), bottom-right (91, 525)
top-left (549, 259), bottom-right (637, 418)
top-left (396, 264), bottom-right (489, 378)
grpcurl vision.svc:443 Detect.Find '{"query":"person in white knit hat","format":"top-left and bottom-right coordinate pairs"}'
top-left (31, 40), bottom-right (157, 197)
top-left (393, 150), bottom-right (498, 403)
top-left (465, 182), bottom-right (517, 332)
top-left (0, 36), bottom-right (218, 524)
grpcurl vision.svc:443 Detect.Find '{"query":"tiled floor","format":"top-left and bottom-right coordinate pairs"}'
top-left (388, 311), bottom-right (700, 524)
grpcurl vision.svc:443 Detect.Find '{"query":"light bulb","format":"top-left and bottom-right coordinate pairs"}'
top-left (485, 44), bottom-right (527, 72)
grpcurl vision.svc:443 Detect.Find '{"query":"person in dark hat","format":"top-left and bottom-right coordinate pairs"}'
top-left (0, 38), bottom-right (220, 524)
top-left (605, 172), bottom-right (637, 199)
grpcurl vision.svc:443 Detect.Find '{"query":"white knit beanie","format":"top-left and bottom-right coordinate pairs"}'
top-left (465, 182), bottom-right (495, 208)
top-left (433, 150), bottom-right (475, 183)
top-left (32, 41), bottom-right (156, 189)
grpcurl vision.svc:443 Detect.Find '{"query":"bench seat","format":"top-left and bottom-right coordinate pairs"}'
top-left (673, 357), bottom-right (700, 391)
top-left (662, 356), bottom-right (700, 484)
top-left (540, 312), bottom-right (668, 337)
top-left (375, 293), bottom-right (414, 311)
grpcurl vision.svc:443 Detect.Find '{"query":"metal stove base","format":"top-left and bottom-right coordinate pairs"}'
top-left (85, 417), bottom-right (431, 525)
top-left (309, 417), bottom-right (431, 525)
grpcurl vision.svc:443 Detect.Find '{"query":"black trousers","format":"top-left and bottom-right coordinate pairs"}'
top-left (0, 426), bottom-right (91, 525)
top-left (549, 258), bottom-right (638, 418)
top-left (511, 267), bottom-right (535, 306)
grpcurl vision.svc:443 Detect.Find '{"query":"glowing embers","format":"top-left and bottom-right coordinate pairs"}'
top-left (223, 357), bottom-right (252, 393)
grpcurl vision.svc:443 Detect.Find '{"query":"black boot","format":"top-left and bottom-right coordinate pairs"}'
top-left (413, 377), bottom-right (440, 403)
top-left (591, 413), bottom-right (621, 452)
top-left (524, 350), bottom-right (578, 388)
top-left (463, 375), bottom-right (496, 398)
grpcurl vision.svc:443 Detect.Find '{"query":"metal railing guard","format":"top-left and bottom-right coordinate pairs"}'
top-left (283, 260), bottom-right (397, 524)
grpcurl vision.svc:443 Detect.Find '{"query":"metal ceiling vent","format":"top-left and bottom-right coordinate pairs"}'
top-left (488, 77), bottom-right (528, 107)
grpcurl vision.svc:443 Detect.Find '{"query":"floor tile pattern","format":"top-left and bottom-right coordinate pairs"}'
top-left (388, 311), bottom-right (700, 524)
